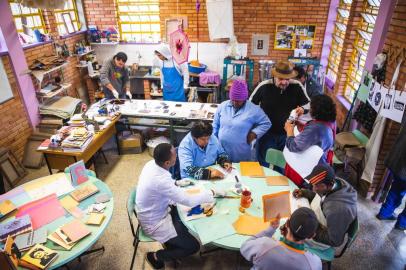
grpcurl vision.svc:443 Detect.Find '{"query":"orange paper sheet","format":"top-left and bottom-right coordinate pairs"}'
top-left (233, 214), bottom-right (269, 236)
top-left (240, 162), bottom-right (265, 177)
top-left (266, 176), bottom-right (289, 186)
top-left (262, 191), bottom-right (291, 222)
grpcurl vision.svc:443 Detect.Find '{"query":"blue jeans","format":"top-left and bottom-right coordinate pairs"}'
top-left (378, 173), bottom-right (406, 228)
top-left (257, 132), bottom-right (287, 169)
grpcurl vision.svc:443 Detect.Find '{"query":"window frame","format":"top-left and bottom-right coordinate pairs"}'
top-left (9, 1), bottom-right (47, 35)
top-left (54, 0), bottom-right (81, 36)
top-left (115, 0), bottom-right (161, 43)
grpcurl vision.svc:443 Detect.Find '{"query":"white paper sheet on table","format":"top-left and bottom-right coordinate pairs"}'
top-left (283, 145), bottom-right (323, 179)
top-left (25, 176), bottom-right (74, 200)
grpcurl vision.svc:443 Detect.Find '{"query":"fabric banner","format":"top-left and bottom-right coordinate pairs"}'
top-left (206, 0), bottom-right (234, 40)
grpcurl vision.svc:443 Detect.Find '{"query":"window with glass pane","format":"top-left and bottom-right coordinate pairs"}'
top-left (116, 0), bottom-right (160, 43)
top-left (55, 0), bottom-right (80, 36)
top-left (344, 0), bottom-right (380, 101)
top-left (9, 2), bottom-right (46, 34)
top-left (326, 0), bottom-right (352, 84)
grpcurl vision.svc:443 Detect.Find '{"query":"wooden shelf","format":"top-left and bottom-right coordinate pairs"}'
top-left (37, 84), bottom-right (72, 100)
top-left (90, 42), bottom-right (119, 46)
top-left (30, 63), bottom-right (68, 84)
top-left (73, 50), bottom-right (94, 57)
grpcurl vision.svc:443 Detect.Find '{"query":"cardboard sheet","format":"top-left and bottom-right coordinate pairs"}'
top-left (262, 191), bottom-right (291, 222)
top-left (233, 214), bottom-right (269, 236)
top-left (240, 162), bottom-right (265, 177)
top-left (266, 176), bottom-right (289, 186)
top-left (193, 217), bottom-right (236, 245)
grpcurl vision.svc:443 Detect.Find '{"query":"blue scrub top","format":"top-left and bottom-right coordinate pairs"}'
top-left (213, 100), bottom-right (272, 162)
top-left (178, 132), bottom-right (227, 178)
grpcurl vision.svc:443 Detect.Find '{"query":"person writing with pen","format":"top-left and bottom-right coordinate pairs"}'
top-left (178, 121), bottom-right (233, 180)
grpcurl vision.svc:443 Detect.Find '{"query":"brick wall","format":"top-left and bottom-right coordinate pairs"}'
top-left (0, 56), bottom-right (33, 160)
top-left (370, 0), bottom-right (406, 195)
top-left (83, 0), bottom-right (118, 30)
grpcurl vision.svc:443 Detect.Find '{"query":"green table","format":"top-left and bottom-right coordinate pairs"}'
top-left (178, 164), bottom-right (296, 250)
top-left (0, 173), bottom-right (114, 270)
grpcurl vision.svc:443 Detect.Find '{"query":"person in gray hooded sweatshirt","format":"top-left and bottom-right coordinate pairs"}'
top-left (293, 164), bottom-right (357, 248)
top-left (241, 207), bottom-right (322, 270)
top-left (100, 52), bottom-right (131, 99)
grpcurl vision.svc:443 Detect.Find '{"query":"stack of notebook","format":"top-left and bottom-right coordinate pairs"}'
top-left (61, 127), bottom-right (93, 152)
top-left (48, 219), bottom-right (91, 250)
top-left (70, 183), bottom-right (99, 202)
top-left (0, 215), bottom-right (32, 241)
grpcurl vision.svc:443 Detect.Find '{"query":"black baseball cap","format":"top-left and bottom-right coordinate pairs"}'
top-left (289, 207), bottom-right (319, 240)
top-left (305, 164), bottom-right (335, 185)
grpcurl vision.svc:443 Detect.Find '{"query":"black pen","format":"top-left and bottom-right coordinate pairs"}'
top-left (235, 176), bottom-right (240, 183)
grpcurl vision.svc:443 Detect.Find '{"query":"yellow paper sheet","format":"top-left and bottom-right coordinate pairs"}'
top-left (266, 176), bottom-right (289, 186)
top-left (59, 196), bottom-right (79, 210)
top-left (233, 214), bottom-right (269, 236)
top-left (0, 200), bottom-right (16, 215)
top-left (262, 191), bottom-right (291, 222)
top-left (240, 162), bottom-right (265, 177)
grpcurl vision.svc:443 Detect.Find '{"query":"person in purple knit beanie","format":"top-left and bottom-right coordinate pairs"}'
top-left (212, 80), bottom-right (272, 162)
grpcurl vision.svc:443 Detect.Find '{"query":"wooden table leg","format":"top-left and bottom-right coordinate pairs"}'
top-left (44, 154), bottom-right (53, 175)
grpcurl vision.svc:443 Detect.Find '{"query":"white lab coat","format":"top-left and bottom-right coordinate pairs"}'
top-left (135, 160), bottom-right (213, 243)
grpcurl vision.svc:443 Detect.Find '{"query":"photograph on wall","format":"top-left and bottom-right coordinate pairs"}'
top-left (368, 82), bottom-right (384, 112)
top-left (252, 34), bottom-right (270, 56)
top-left (368, 79), bottom-right (377, 103)
top-left (275, 24), bottom-right (316, 50)
top-left (380, 88), bottom-right (406, 123)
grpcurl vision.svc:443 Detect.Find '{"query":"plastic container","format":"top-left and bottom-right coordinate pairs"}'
top-left (188, 63), bottom-right (207, 74)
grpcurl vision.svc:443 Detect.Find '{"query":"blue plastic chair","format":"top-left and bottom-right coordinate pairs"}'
top-left (127, 187), bottom-right (156, 270)
top-left (307, 217), bottom-right (359, 270)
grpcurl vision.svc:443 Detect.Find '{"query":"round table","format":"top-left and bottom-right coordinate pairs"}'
top-left (178, 164), bottom-right (296, 251)
top-left (0, 173), bottom-right (114, 270)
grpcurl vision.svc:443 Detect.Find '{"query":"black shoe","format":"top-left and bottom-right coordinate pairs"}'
top-left (376, 213), bottom-right (397, 221)
top-left (146, 252), bottom-right (164, 269)
top-left (394, 223), bottom-right (406, 231)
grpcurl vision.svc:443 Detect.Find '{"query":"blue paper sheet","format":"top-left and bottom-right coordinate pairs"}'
top-left (193, 215), bottom-right (236, 245)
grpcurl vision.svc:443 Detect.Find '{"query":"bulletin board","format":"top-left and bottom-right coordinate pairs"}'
top-left (274, 24), bottom-right (316, 51)
top-left (0, 60), bottom-right (14, 104)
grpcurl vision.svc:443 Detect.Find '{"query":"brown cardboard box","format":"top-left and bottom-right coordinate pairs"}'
top-left (118, 133), bottom-right (144, 154)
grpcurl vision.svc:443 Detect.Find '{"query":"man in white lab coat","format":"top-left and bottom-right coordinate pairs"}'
top-left (136, 143), bottom-right (217, 269)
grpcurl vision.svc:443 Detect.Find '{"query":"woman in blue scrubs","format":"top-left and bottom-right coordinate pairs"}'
top-left (154, 45), bottom-right (189, 102)
top-left (213, 80), bottom-right (272, 162)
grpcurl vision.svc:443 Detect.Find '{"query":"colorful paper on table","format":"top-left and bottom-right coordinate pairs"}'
top-left (263, 191), bottom-right (291, 222)
top-left (283, 145), bottom-right (323, 178)
top-left (14, 227), bottom-right (47, 251)
top-left (61, 219), bottom-right (91, 243)
top-left (25, 176), bottom-right (74, 200)
top-left (16, 194), bottom-right (65, 230)
top-left (193, 217), bottom-right (236, 245)
top-left (0, 215), bottom-right (32, 241)
top-left (266, 176), bottom-right (289, 186)
top-left (86, 213), bottom-right (106, 226)
top-left (0, 200), bottom-right (16, 218)
top-left (70, 183), bottom-right (99, 202)
top-left (240, 162), bottom-right (265, 177)
top-left (67, 206), bottom-right (84, 219)
top-left (0, 186), bottom-right (25, 203)
top-left (68, 160), bottom-right (89, 186)
top-left (59, 195), bottom-right (78, 210)
top-left (233, 214), bottom-right (269, 236)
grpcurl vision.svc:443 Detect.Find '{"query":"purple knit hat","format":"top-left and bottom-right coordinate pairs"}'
top-left (230, 80), bottom-right (248, 101)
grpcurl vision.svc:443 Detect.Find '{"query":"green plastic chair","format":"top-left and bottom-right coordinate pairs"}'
top-left (265, 148), bottom-right (286, 170)
top-left (351, 129), bottom-right (368, 147)
top-left (307, 217), bottom-right (359, 270)
top-left (127, 187), bottom-right (156, 270)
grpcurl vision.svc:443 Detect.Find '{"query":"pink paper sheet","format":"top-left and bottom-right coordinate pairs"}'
top-left (16, 194), bottom-right (65, 230)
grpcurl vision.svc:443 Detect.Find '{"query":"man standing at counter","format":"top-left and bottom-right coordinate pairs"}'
top-left (100, 52), bottom-right (131, 99)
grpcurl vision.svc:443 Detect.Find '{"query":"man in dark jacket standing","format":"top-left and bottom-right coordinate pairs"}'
top-left (376, 127), bottom-right (406, 230)
top-left (293, 164), bottom-right (357, 247)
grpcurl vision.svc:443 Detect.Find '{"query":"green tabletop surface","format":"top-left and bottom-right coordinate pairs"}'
top-left (178, 164), bottom-right (296, 251)
top-left (0, 173), bottom-right (114, 270)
